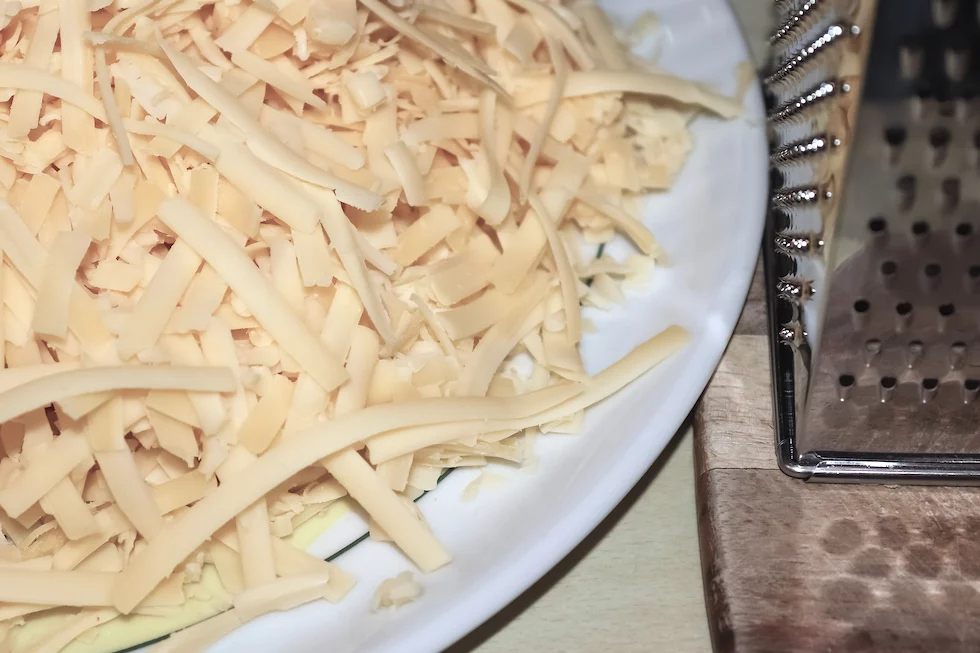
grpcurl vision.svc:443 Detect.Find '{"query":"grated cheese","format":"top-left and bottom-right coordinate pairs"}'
top-left (0, 0), bottom-right (735, 647)
top-left (30, 230), bottom-right (91, 339)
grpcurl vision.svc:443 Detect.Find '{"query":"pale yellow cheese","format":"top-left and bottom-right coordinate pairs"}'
top-left (0, 433), bottom-right (91, 518)
top-left (238, 374), bottom-right (293, 455)
top-left (393, 204), bottom-right (460, 266)
top-left (95, 448), bottom-right (165, 541)
top-left (7, 0), bottom-right (60, 138)
top-left (30, 230), bottom-right (91, 339)
top-left (158, 197), bottom-right (348, 393)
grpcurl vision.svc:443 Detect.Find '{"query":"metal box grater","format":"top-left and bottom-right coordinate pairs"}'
top-left (765, 0), bottom-right (980, 483)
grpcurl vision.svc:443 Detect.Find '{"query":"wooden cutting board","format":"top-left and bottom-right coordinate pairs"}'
top-left (695, 261), bottom-right (980, 653)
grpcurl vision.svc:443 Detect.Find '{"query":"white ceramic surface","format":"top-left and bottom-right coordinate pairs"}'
top-left (210, 1), bottom-right (767, 651)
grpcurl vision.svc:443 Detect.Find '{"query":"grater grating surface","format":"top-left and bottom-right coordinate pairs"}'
top-left (765, 0), bottom-right (980, 482)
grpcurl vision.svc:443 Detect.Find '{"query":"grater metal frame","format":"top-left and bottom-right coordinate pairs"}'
top-left (765, 0), bottom-right (980, 484)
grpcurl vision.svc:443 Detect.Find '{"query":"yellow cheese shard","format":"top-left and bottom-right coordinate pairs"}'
top-left (529, 194), bottom-right (580, 343)
top-left (118, 240), bottom-right (203, 359)
top-left (86, 259), bottom-right (143, 292)
top-left (428, 251), bottom-right (494, 307)
top-left (147, 409), bottom-right (199, 467)
top-left (308, 0), bottom-right (357, 45)
top-left (519, 35), bottom-right (567, 202)
top-left (214, 3), bottom-right (275, 52)
top-left (384, 142), bottom-right (428, 207)
top-left (7, 1), bottom-right (60, 138)
top-left (30, 230), bottom-right (91, 339)
top-left (326, 446), bottom-right (450, 571)
top-left (217, 446), bottom-right (277, 590)
top-left (59, 0), bottom-right (96, 153)
top-left (95, 48), bottom-right (136, 167)
top-left (157, 197), bottom-right (348, 392)
top-left (238, 374), bottom-right (294, 455)
top-left (269, 238), bottom-right (306, 313)
top-left (0, 433), bottom-right (91, 518)
top-left (0, 200), bottom-right (114, 354)
top-left (95, 448), bottom-right (165, 541)
top-left (232, 48), bottom-right (327, 110)
top-left (152, 471), bottom-right (213, 514)
top-left (145, 390), bottom-right (202, 429)
top-left (39, 478), bottom-right (99, 540)
top-left (345, 70), bottom-right (387, 111)
top-left (210, 540), bottom-right (245, 595)
top-left (0, 365), bottom-right (234, 427)
top-left (335, 325), bottom-right (380, 416)
top-left (321, 283), bottom-right (363, 362)
top-left (372, 570), bottom-right (422, 610)
top-left (207, 132), bottom-right (320, 234)
top-left (162, 334), bottom-right (228, 436)
top-left (402, 113), bottom-right (479, 149)
top-left (16, 174), bottom-right (61, 237)
top-left (307, 183), bottom-right (395, 344)
top-left (517, 70), bottom-right (743, 118)
top-left (437, 288), bottom-right (511, 340)
top-left (393, 204), bottom-right (461, 266)
top-left (292, 226), bottom-right (335, 287)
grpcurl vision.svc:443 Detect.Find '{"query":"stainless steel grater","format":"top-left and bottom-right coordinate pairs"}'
top-left (764, 0), bottom-right (980, 483)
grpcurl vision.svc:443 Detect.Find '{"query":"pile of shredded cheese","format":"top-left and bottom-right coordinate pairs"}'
top-left (0, 0), bottom-right (739, 650)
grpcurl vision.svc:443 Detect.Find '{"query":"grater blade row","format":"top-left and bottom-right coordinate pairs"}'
top-left (764, 0), bottom-right (980, 483)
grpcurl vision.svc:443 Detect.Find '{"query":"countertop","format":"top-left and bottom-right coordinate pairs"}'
top-left (450, 2), bottom-right (772, 652)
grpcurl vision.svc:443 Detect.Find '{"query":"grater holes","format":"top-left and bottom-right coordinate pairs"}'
top-left (951, 341), bottom-right (967, 369)
top-left (880, 260), bottom-right (898, 288)
top-left (969, 266), bottom-right (980, 291)
top-left (911, 220), bottom-right (930, 245)
top-left (839, 374), bottom-right (855, 387)
top-left (881, 376), bottom-right (898, 389)
top-left (944, 36), bottom-right (971, 82)
top-left (852, 299), bottom-right (870, 329)
top-left (864, 339), bottom-right (882, 367)
top-left (897, 176), bottom-right (917, 211)
top-left (921, 377), bottom-right (940, 402)
top-left (929, 127), bottom-right (951, 148)
top-left (884, 126), bottom-right (907, 146)
top-left (932, 0), bottom-right (957, 28)
top-left (923, 378), bottom-right (939, 390)
top-left (930, 127), bottom-right (951, 167)
top-left (922, 263), bottom-right (942, 290)
top-left (884, 126), bottom-right (906, 164)
top-left (956, 223), bottom-right (973, 237)
top-left (939, 303), bottom-right (956, 317)
top-left (965, 379), bottom-right (980, 403)
top-left (940, 177), bottom-right (960, 212)
top-left (900, 36), bottom-right (925, 80)
top-left (868, 216), bottom-right (888, 236)
top-left (896, 302), bottom-right (913, 315)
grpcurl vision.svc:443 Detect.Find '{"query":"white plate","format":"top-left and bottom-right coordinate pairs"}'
top-left (210, 1), bottom-right (766, 651)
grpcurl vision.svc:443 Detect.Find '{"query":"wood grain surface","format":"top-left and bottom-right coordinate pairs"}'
top-left (695, 265), bottom-right (980, 652)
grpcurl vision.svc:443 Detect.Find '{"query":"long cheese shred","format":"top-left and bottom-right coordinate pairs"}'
top-left (0, 0), bottom-right (738, 649)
